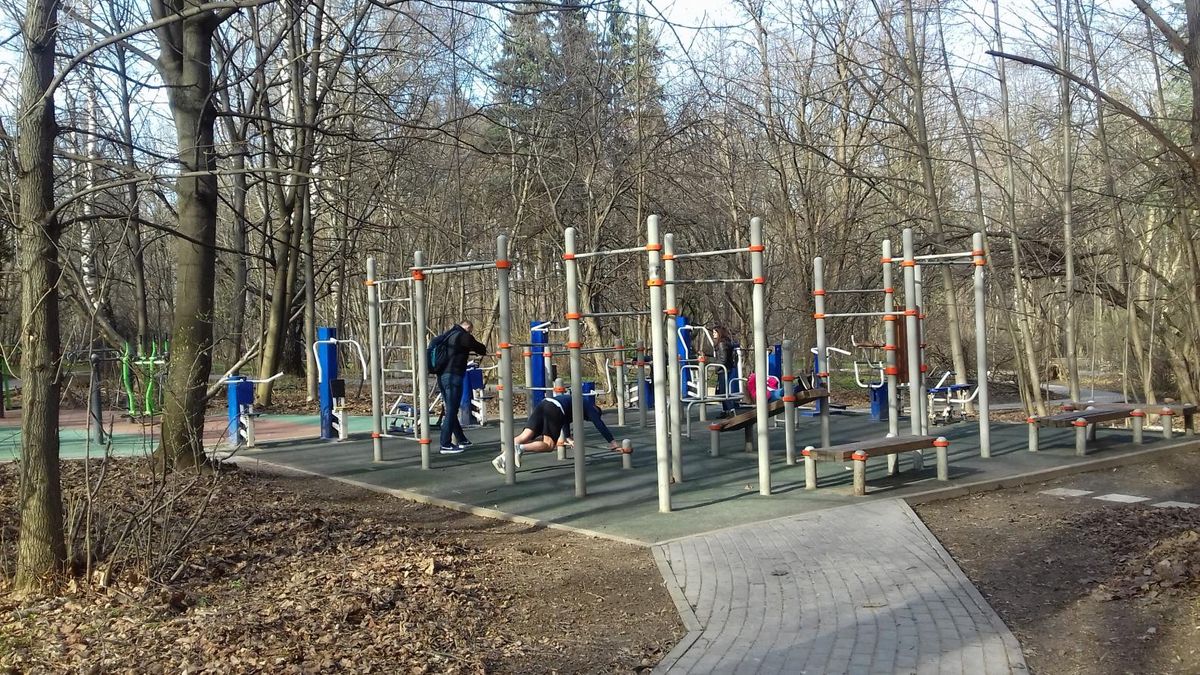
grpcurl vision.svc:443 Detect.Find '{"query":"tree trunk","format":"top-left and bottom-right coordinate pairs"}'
top-left (14, 0), bottom-right (66, 592)
top-left (154, 1), bottom-right (221, 467)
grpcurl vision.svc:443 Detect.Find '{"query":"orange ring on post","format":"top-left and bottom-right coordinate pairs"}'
top-left (901, 260), bottom-right (916, 267)
top-left (662, 254), bottom-right (675, 261)
top-left (813, 289), bottom-right (826, 296)
top-left (975, 259), bottom-right (986, 266)
top-left (496, 259), bottom-right (511, 269)
top-left (645, 243), bottom-right (663, 251)
top-left (1026, 417), bottom-right (1037, 424)
top-left (781, 375), bottom-right (795, 382)
top-left (665, 308), bottom-right (679, 316)
top-left (1130, 409), bottom-right (1146, 417)
top-left (919, 365), bottom-right (928, 373)
top-left (813, 312), bottom-right (825, 319)
top-left (708, 424), bottom-right (722, 431)
top-left (782, 395), bottom-right (796, 402)
top-left (1072, 418), bottom-right (1088, 427)
top-left (418, 438), bottom-right (432, 445)
top-left (933, 438), bottom-right (950, 448)
top-left (567, 341), bottom-right (582, 349)
top-left (371, 432), bottom-right (382, 439)
top-left (565, 312), bottom-right (581, 320)
top-left (522, 350), bottom-right (532, 357)
top-left (647, 279), bottom-right (663, 287)
top-left (883, 287), bottom-right (894, 293)
top-left (883, 315), bottom-right (897, 322)
top-left (802, 448), bottom-right (812, 457)
top-left (972, 249), bottom-right (985, 256)
top-left (498, 342), bottom-right (511, 349)
top-left (884, 367), bottom-right (898, 375)
top-left (363, 279), bottom-right (376, 287)
top-left (496, 385), bottom-right (504, 391)
top-left (883, 345), bottom-right (896, 351)
top-left (562, 253), bottom-right (576, 260)
top-left (412, 270), bottom-right (425, 281)
top-left (753, 277), bottom-right (766, 284)
top-left (748, 244), bottom-right (765, 252)
top-left (904, 309), bottom-right (917, 316)
top-left (881, 257), bottom-right (892, 264)
top-left (852, 450), bottom-right (868, 461)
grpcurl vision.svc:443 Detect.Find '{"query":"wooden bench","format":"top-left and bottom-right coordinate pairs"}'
top-left (801, 435), bottom-right (946, 496)
top-left (1028, 402), bottom-right (1197, 455)
top-left (707, 389), bottom-right (828, 455)
top-left (1057, 401), bottom-right (1196, 436)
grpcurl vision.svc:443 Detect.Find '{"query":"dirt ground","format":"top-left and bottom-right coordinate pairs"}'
top-left (916, 449), bottom-right (1200, 675)
top-left (0, 461), bottom-right (682, 673)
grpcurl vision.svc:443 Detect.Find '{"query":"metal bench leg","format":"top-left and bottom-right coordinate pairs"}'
top-left (1087, 423), bottom-right (1097, 441)
top-left (1074, 417), bottom-right (1088, 456)
top-left (934, 437), bottom-right (949, 481)
top-left (887, 454), bottom-right (898, 476)
top-left (709, 425), bottom-right (720, 457)
top-left (744, 425), bottom-right (753, 453)
top-left (852, 451), bottom-right (867, 496)
top-left (911, 449), bottom-right (924, 472)
top-left (1132, 410), bottom-right (1144, 444)
top-left (1027, 419), bottom-right (1039, 452)
top-left (803, 447), bottom-right (817, 489)
top-left (1186, 412), bottom-right (1195, 436)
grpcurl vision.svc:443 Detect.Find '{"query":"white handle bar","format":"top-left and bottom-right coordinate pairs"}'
top-left (311, 338), bottom-right (369, 385)
top-left (220, 372), bottom-right (283, 385)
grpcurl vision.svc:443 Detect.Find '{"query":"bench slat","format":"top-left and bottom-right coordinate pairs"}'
top-left (805, 435), bottom-right (935, 461)
top-left (1036, 409), bottom-right (1140, 427)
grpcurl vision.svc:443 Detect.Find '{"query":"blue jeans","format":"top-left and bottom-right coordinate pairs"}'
top-left (438, 372), bottom-right (468, 447)
top-left (715, 374), bottom-right (737, 411)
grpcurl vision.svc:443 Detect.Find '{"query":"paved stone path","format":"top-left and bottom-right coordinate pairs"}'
top-left (654, 499), bottom-right (1027, 674)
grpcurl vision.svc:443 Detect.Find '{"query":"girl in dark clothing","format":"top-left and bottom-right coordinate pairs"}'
top-left (491, 393), bottom-right (622, 474)
top-left (711, 325), bottom-right (739, 415)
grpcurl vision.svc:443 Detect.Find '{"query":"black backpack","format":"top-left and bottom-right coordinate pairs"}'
top-left (427, 327), bottom-right (460, 374)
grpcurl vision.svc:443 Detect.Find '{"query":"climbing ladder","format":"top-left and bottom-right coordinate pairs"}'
top-left (374, 274), bottom-right (421, 439)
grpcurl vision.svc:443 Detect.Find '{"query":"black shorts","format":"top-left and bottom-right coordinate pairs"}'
top-left (527, 400), bottom-right (566, 441)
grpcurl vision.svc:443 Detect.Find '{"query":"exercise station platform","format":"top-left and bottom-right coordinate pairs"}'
top-left (233, 411), bottom-right (1195, 544)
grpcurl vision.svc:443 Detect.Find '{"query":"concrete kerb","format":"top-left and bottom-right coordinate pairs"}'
top-left (227, 455), bottom-right (648, 548)
top-left (902, 436), bottom-right (1200, 506)
top-left (651, 546), bottom-right (704, 671)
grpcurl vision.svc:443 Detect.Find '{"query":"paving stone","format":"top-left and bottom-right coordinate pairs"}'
top-left (654, 499), bottom-right (1027, 674)
top-left (1039, 487), bottom-right (1094, 497)
top-left (1152, 500), bottom-right (1200, 509)
top-left (1093, 493), bottom-right (1151, 503)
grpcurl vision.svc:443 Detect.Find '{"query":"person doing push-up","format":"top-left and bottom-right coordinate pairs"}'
top-left (492, 393), bottom-right (622, 474)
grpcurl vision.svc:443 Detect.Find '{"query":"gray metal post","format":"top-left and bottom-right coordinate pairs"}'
top-left (782, 339), bottom-right (796, 465)
top-left (882, 240), bottom-right (899, 439)
top-left (973, 233), bottom-right (991, 457)
top-left (750, 217), bottom-right (771, 495)
top-left (636, 340), bottom-right (648, 428)
top-left (564, 227), bottom-right (586, 498)
top-left (1162, 407), bottom-right (1175, 439)
top-left (1027, 417), bottom-right (1039, 452)
top-left (914, 261), bottom-right (928, 436)
top-left (664, 234), bottom-right (683, 483)
top-left (621, 438), bottom-right (632, 470)
top-left (803, 447), bottom-right (817, 489)
top-left (366, 257), bottom-right (385, 462)
top-left (497, 236), bottom-right (516, 484)
top-left (813, 257), bottom-right (831, 448)
top-left (88, 352), bottom-right (105, 445)
top-left (615, 338), bottom-right (627, 427)
top-left (647, 215), bottom-right (672, 512)
top-left (1132, 410), bottom-right (1144, 444)
top-left (412, 250), bottom-right (432, 469)
top-left (1074, 418), bottom-right (1088, 456)
top-left (710, 423), bottom-right (720, 457)
top-left (523, 346), bottom-right (533, 398)
top-left (902, 229), bottom-right (922, 437)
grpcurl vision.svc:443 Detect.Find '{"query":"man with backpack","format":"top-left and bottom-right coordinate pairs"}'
top-left (428, 320), bottom-right (488, 453)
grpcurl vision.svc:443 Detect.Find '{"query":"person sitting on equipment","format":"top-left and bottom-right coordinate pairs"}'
top-left (492, 392), bottom-right (622, 474)
top-left (711, 325), bottom-right (739, 417)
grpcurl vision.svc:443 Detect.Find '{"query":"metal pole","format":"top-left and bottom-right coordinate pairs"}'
top-left (751, 217), bottom-right (771, 495)
top-left (782, 339), bottom-right (796, 465)
top-left (497, 236), bottom-right (516, 484)
top-left (88, 352), bottom-right (105, 445)
top-left (902, 229), bottom-right (922, 438)
top-left (647, 215), bottom-right (672, 513)
top-left (412, 251), bottom-right (432, 469)
top-left (664, 234), bottom-right (684, 483)
top-left (564, 227), bottom-right (586, 498)
top-left (615, 338), bottom-right (627, 427)
top-left (366, 257), bottom-right (385, 462)
top-left (883, 240), bottom-right (899, 439)
top-left (973, 233), bottom-right (991, 458)
top-left (915, 261), bottom-right (928, 436)
top-left (636, 340), bottom-right (648, 428)
top-left (813, 257), bottom-right (831, 448)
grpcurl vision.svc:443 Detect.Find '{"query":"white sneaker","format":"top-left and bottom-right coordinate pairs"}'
top-left (491, 454), bottom-right (506, 475)
top-left (514, 446), bottom-right (524, 468)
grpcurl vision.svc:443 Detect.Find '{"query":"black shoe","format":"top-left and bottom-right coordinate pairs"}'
top-left (457, 439), bottom-right (473, 448)
top-left (440, 445), bottom-right (465, 455)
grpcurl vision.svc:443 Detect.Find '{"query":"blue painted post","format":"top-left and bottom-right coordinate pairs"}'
top-left (226, 375), bottom-right (253, 446)
top-left (530, 321), bottom-right (548, 405)
top-left (675, 316), bottom-right (691, 398)
top-left (769, 343), bottom-right (783, 380)
top-left (317, 326), bottom-right (339, 439)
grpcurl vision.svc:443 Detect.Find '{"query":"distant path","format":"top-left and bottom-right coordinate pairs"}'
top-left (989, 382), bottom-right (1125, 412)
top-left (654, 499), bottom-right (1027, 674)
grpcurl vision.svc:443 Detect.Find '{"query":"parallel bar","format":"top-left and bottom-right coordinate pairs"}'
top-left (669, 246), bottom-right (749, 260)
top-left (911, 250), bottom-right (974, 261)
top-left (647, 215), bottom-right (672, 513)
top-left (571, 245), bottom-right (647, 259)
top-left (825, 288), bottom-right (884, 294)
top-left (367, 257), bottom-right (385, 462)
top-left (819, 311), bottom-right (903, 318)
top-left (497, 235), bottom-right (516, 484)
top-left (665, 234), bottom-right (683, 483)
top-left (751, 217), bottom-right (771, 496)
top-left (580, 310), bottom-right (650, 318)
top-left (420, 263), bottom-right (496, 275)
top-left (414, 259), bottom-right (492, 271)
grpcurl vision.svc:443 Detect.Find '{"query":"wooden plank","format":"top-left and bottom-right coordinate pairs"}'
top-left (712, 389), bottom-right (828, 433)
top-left (1036, 408), bottom-right (1137, 427)
top-left (1058, 401), bottom-right (1197, 414)
top-left (805, 435), bottom-right (935, 461)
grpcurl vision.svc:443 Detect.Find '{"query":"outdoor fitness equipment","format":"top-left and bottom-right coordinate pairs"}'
top-left (312, 327), bottom-right (369, 441)
top-left (366, 236), bottom-right (516, 478)
top-left (120, 339), bottom-right (168, 420)
top-left (223, 372), bottom-right (283, 450)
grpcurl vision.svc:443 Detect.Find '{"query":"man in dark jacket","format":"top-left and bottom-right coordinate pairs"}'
top-left (437, 320), bottom-right (488, 453)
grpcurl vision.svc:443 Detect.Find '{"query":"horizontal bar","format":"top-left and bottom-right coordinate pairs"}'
top-left (380, 322), bottom-right (411, 327)
top-left (414, 259), bottom-right (493, 271)
top-left (666, 278), bottom-right (756, 285)
top-left (670, 247), bottom-right (750, 260)
top-left (380, 297), bottom-right (411, 304)
top-left (373, 277), bottom-right (414, 286)
top-left (917, 260), bottom-right (976, 266)
top-left (819, 311), bottom-right (904, 318)
top-left (825, 288), bottom-right (884, 294)
top-left (913, 251), bottom-right (974, 261)
top-left (420, 263), bottom-right (496, 275)
top-left (581, 310), bottom-right (651, 318)
top-left (572, 246), bottom-right (646, 259)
